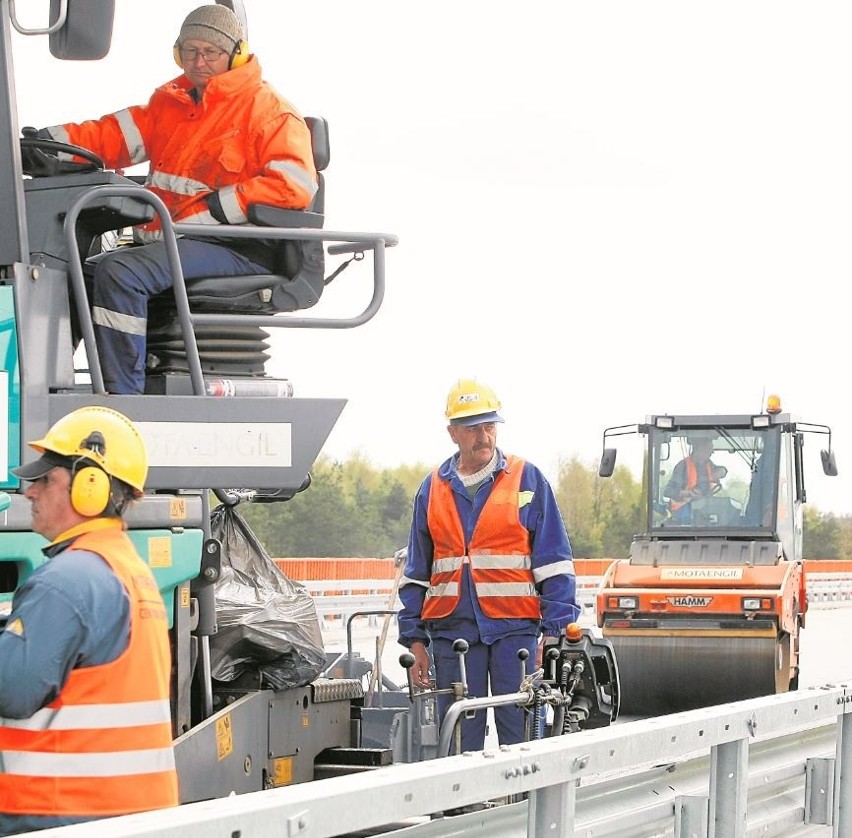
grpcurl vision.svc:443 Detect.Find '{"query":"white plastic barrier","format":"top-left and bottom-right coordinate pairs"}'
top-left (305, 573), bottom-right (852, 625)
top-left (806, 573), bottom-right (852, 604)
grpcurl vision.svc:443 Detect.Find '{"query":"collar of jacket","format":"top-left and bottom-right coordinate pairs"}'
top-left (438, 447), bottom-right (509, 482)
top-left (42, 517), bottom-right (124, 558)
top-left (166, 54), bottom-right (262, 104)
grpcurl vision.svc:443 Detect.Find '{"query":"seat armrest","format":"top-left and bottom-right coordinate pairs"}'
top-left (247, 204), bottom-right (323, 229)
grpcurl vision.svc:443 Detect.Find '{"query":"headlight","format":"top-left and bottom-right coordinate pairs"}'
top-left (742, 597), bottom-right (771, 610)
top-left (607, 595), bottom-right (638, 609)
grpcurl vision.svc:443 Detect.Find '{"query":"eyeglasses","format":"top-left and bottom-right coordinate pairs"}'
top-left (179, 46), bottom-right (227, 63)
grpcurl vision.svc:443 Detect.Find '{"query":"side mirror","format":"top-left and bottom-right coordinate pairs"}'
top-left (50, 0), bottom-right (114, 60)
top-left (821, 450), bottom-right (838, 477)
top-left (599, 448), bottom-right (617, 478)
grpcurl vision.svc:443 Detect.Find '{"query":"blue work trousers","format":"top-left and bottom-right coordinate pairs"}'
top-left (86, 240), bottom-right (267, 394)
top-left (433, 633), bottom-right (537, 753)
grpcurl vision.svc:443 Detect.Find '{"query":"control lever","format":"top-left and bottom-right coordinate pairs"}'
top-left (400, 652), bottom-right (417, 702)
top-left (544, 645), bottom-right (561, 681)
top-left (453, 638), bottom-right (469, 695)
top-left (398, 638), bottom-right (471, 704)
top-left (517, 648), bottom-right (544, 692)
top-left (518, 647), bottom-right (529, 684)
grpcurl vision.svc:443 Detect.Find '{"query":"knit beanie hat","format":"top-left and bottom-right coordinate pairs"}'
top-left (178, 5), bottom-right (244, 52)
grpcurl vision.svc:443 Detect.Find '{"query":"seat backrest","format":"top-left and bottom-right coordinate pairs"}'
top-left (305, 116), bottom-right (329, 214)
top-left (306, 116), bottom-right (330, 172)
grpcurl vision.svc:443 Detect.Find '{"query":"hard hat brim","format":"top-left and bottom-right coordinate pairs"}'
top-left (449, 411), bottom-right (504, 427)
top-left (12, 450), bottom-right (75, 481)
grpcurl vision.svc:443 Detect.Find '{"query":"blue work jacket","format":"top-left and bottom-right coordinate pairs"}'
top-left (398, 449), bottom-right (579, 647)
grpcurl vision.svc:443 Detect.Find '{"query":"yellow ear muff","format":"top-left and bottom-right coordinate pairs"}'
top-left (229, 39), bottom-right (249, 69)
top-left (71, 466), bottom-right (111, 517)
top-left (173, 42), bottom-right (183, 69)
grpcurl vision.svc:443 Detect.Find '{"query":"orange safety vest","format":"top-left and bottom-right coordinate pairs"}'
top-left (422, 456), bottom-right (540, 620)
top-left (670, 458), bottom-right (718, 512)
top-left (0, 519), bottom-right (178, 818)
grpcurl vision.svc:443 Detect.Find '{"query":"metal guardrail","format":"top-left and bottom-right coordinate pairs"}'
top-left (36, 685), bottom-right (852, 837)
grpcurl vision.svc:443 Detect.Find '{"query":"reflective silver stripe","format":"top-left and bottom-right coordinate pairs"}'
top-left (148, 170), bottom-right (210, 196)
top-left (2, 747), bottom-right (175, 778)
top-left (399, 576), bottom-right (429, 590)
top-left (43, 124), bottom-right (75, 161)
top-left (134, 228), bottom-right (163, 244)
top-left (114, 108), bottom-right (146, 164)
top-left (269, 159), bottom-right (318, 198)
top-left (475, 582), bottom-right (537, 598)
top-left (92, 305), bottom-right (147, 336)
top-left (45, 124), bottom-right (70, 143)
top-left (432, 555), bottom-right (464, 574)
top-left (218, 184), bottom-right (247, 223)
top-left (533, 560), bottom-right (576, 583)
top-left (426, 581), bottom-right (458, 598)
top-left (470, 554), bottom-right (531, 570)
top-left (182, 208), bottom-right (219, 226)
top-left (1, 700), bottom-right (172, 731)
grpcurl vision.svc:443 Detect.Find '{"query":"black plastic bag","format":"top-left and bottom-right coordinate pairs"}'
top-left (208, 504), bottom-right (325, 690)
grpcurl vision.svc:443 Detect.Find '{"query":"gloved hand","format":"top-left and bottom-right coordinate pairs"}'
top-left (20, 126), bottom-right (59, 175)
top-left (21, 126), bottom-right (53, 140)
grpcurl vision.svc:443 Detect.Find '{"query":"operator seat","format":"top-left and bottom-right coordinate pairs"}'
top-left (143, 116), bottom-right (329, 389)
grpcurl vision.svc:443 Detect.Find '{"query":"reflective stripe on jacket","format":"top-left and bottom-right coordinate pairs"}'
top-left (0, 519), bottom-right (178, 817)
top-left (48, 56), bottom-right (317, 240)
top-left (422, 455), bottom-right (540, 620)
top-left (670, 458), bottom-right (717, 512)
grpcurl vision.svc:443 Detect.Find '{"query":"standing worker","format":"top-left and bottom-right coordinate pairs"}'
top-left (23, 4), bottom-right (317, 394)
top-left (398, 379), bottom-right (580, 753)
top-left (0, 407), bottom-right (177, 835)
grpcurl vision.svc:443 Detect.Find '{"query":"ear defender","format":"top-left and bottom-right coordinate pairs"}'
top-left (173, 40), bottom-right (250, 70)
top-left (70, 465), bottom-right (111, 517)
top-left (229, 40), bottom-right (250, 68)
top-left (70, 430), bottom-right (110, 517)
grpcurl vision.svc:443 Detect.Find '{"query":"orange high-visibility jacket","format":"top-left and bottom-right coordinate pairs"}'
top-left (670, 457), bottom-right (718, 512)
top-left (422, 455), bottom-right (540, 620)
top-left (47, 56), bottom-right (317, 241)
top-left (0, 519), bottom-right (178, 818)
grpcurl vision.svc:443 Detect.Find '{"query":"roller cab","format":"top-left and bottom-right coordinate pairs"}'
top-left (596, 398), bottom-right (837, 714)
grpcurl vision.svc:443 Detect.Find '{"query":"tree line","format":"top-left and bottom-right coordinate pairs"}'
top-left (238, 454), bottom-right (852, 560)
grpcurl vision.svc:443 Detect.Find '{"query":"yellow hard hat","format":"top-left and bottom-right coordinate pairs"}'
top-left (445, 379), bottom-right (504, 426)
top-left (13, 406), bottom-right (148, 494)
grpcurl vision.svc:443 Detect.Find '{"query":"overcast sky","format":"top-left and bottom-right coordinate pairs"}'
top-left (12, 2), bottom-right (852, 514)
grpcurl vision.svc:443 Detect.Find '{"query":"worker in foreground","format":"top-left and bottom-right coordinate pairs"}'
top-left (24, 4), bottom-right (317, 394)
top-left (0, 407), bottom-right (177, 835)
top-left (398, 379), bottom-right (580, 753)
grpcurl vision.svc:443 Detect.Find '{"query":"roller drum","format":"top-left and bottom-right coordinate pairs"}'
top-left (610, 633), bottom-right (788, 715)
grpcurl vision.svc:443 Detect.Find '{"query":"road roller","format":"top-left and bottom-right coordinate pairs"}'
top-left (595, 395), bottom-right (838, 715)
